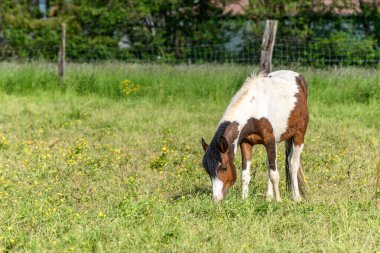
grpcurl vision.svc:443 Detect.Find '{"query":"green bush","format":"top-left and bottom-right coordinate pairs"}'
top-left (0, 1), bottom-right (379, 65)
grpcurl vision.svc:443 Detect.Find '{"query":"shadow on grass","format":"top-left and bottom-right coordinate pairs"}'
top-left (171, 186), bottom-right (210, 201)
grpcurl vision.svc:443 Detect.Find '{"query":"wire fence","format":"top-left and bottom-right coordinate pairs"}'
top-left (1, 37), bottom-right (379, 66)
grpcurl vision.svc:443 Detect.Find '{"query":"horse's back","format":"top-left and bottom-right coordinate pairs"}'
top-left (267, 70), bottom-right (307, 98)
top-left (268, 70), bottom-right (299, 78)
top-left (221, 69), bottom-right (308, 142)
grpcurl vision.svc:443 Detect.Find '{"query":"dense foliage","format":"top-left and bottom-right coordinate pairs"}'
top-left (0, 0), bottom-right (379, 65)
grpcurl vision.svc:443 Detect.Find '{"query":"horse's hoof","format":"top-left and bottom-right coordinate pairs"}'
top-left (292, 196), bottom-right (302, 202)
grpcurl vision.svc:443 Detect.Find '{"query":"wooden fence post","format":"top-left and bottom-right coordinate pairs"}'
top-left (58, 23), bottom-right (66, 83)
top-left (260, 20), bottom-right (278, 73)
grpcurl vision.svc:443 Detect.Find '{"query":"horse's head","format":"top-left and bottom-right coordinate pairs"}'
top-left (201, 136), bottom-right (236, 202)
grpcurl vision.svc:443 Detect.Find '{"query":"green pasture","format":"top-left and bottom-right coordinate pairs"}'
top-left (0, 62), bottom-right (379, 252)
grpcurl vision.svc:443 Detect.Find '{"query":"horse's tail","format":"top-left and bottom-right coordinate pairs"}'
top-left (285, 138), bottom-right (307, 198)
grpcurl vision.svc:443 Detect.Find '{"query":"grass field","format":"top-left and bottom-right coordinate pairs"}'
top-left (0, 62), bottom-right (379, 252)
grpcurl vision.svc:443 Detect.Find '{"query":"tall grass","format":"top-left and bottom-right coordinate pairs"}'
top-left (1, 62), bottom-right (378, 104)
top-left (1, 61), bottom-right (378, 130)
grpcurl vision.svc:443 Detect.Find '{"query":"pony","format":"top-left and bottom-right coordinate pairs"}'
top-left (201, 70), bottom-right (308, 202)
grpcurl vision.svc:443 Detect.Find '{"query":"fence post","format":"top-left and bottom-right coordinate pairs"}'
top-left (58, 23), bottom-right (66, 83)
top-left (260, 20), bottom-right (278, 73)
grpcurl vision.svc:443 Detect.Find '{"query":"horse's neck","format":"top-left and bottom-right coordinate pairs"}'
top-left (217, 77), bottom-right (263, 154)
top-left (217, 121), bottom-right (240, 155)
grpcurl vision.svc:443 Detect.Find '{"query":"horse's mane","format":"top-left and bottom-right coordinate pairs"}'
top-left (220, 69), bottom-right (267, 123)
top-left (243, 68), bottom-right (268, 87)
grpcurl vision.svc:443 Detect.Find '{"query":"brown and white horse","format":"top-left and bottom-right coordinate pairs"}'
top-left (201, 70), bottom-right (308, 202)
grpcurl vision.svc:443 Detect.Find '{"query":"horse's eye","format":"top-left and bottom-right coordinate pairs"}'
top-left (220, 165), bottom-right (227, 171)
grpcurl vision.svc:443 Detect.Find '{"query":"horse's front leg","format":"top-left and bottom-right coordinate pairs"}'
top-left (265, 139), bottom-right (281, 202)
top-left (240, 141), bottom-right (253, 199)
top-left (266, 158), bottom-right (274, 200)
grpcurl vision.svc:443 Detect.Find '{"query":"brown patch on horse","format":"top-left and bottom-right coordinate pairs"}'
top-left (280, 75), bottom-right (309, 145)
top-left (217, 151), bottom-right (236, 193)
top-left (221, 122), bottom-right (239, 187)
top-left (239, 117), bottom-right (274, 145)
top-left (239, 117), bottom-right (277, 171)
top-left (244, 134), bottom-right (264, 145)
top-left (240, 141), bottom-right (253, 165)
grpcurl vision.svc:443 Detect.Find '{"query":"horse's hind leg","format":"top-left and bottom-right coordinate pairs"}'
top-left (286, 136), bottom-right (305, 202)
top-left (265, 139), bottom-right (281, 202)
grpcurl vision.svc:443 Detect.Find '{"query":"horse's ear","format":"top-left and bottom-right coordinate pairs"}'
top-left (218, 136), bottom-right (228, 153)
top-left (201, 138), bottom-right (209, 151)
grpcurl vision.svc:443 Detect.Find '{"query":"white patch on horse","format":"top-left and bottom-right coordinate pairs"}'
top-left (242, 160), bottom-right (251, 199)
top-left (266, 177), bottom-right (274, 200)
top-left (220, 70), bottom-right (300, 143)
top-left (290, 143), bottom-right (304, 202)
top-left (212, 176), bottom-right (224, 202)
top-left (266, 145), bottom-right (281, 202)
top-left (269, 168), bottom-right (281, 202)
